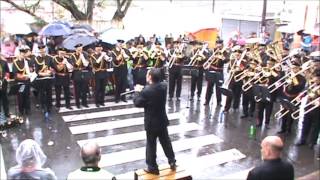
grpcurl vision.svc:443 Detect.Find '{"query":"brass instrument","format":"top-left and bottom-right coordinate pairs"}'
top-left (268, 61), bottom-right (312, 93)
top-left (168, 43), bottom-right (185, 68)
top-left (265, 41), bottom-right (283, 62)
top-left (188, 43), bottom-right (208, 66)
top-left (291, 96), bottom-right (320, 120)
top-left (274, 83), bottom-right (319, 119)
top-left (221, 49), bottom-right (247, 90)
top-left (234, 69), bottom-right (250, 82)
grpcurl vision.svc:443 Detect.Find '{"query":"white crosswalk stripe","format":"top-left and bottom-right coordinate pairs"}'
top-left (61, 97), bottom-right (247, 177)
top-left (59, 101), bottom-right (133, 113)
top-left (78, 122), bottom-right (202, 147)
top-left (62, 107), bottom-right (144, 122)
top-left (69, 112), bottom-right (181, 134)
top-left (99, 134), bottom-right (223, 167)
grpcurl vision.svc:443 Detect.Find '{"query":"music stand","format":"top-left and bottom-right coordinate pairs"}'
top-left (220, 87), bottom-right (233, 97)
top-left (183, 65), bottom-right (194, 109)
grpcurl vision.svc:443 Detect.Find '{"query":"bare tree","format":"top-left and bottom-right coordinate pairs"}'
top-left (1, 0), bottom-right (132, 26)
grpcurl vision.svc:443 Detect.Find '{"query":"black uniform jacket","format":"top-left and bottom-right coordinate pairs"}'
top-left (133, 82), bottom-right (169, 132)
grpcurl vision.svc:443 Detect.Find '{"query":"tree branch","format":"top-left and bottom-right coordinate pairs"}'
top-left (122, 0), bottom-right (132, 15)
top-left (52, 0), bottom-right (87, 20)
top-left (86, 0), bottom-right (95, 21)
top-left (1, 0), bottom-right (46, 23)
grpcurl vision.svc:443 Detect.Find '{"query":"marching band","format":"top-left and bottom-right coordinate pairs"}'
top-left (0, 37), bottom-right (319, 149)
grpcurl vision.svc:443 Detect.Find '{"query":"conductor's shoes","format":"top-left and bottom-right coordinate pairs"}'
top-left (170, 162), bottom-right (177, 171)
top-left (144, 168), bottom-right (159, 175)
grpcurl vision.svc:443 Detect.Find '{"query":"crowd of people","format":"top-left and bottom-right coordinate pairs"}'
top-left (0, 28), bottom-right (319, 179)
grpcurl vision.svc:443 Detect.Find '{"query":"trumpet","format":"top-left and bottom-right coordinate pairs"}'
top-left (291, 96), bottom-right (320, 120)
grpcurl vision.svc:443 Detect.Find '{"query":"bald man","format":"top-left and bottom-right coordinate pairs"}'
top-left (67, 142), bottom-right (114, 180)
top-left (247, 136), bottom-right (294, 180)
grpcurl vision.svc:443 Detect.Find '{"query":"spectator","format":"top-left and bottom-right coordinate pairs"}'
top-left (247, 136), bottom-right (294, 180)
top-left (7, 139), bottom-right (57, 180)
top-left (67, 142), bottom-right (114, 180)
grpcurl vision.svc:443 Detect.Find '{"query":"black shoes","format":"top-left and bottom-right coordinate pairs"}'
top-left (100, 103), bottom-right (105, 106)
top-left (203, 102), bottom-right (209, 106)
top-left (240, 114), bottom-right (248, 119)
top-left (169, 162), bottom-right (177, 171)
top-left (96, 104), bottom-right (100, 108)
top-left (144, 168), bottom-right (160, 175)
top-left (122, 99), bottom-right (127, 102)
top-left (66, 106), bottom-right (73, 110)
top-left (82, 104), bottom-right (89, 108)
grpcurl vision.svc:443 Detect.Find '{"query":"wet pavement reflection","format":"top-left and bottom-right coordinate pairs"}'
top-left (0, 79), bottom-right (319, 179)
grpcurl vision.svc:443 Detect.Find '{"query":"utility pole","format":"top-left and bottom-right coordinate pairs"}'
top-left (261, 0), bottom-right (267, 34)
top-left (212, 0), bottom-right (215, 13)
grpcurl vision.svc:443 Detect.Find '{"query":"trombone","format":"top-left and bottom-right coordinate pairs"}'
top-left (188, 43), bottom-right (208, 66)
top-left (291, 96), bottom-right (320, 120)
top-left (268, 61), bottom-right (311, 93)
top-left (274, 83), bottom-right (319, 119)
top-left (168, 43), bottom-right (185, 68)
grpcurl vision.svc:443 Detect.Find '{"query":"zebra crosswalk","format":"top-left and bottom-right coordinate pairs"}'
top-left (61, 99), bottom-right (248, 178)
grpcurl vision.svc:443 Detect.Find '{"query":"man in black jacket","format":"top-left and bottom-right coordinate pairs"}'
top-left (247, 136), bottom-right (294, 180)
top-left (134, 68), bottom-right (176, 175)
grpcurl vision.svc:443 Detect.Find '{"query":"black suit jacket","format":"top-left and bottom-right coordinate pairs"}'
top-left (134, 82), bottom-right (169, 132)
top-left (247, 158), bottom-right (294, 180)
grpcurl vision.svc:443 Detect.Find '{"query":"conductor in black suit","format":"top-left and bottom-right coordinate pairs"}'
top-left (247, 136), bottom-right (294, 180)
top-left (133, 68), bottom-right (176, 175)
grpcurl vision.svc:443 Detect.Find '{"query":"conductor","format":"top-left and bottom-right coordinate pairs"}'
top-left (133, 68), bottom-right (176, 175)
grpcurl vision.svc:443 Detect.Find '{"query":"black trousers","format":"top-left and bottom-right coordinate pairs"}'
top-left (146, 128), bottom-right (175, 170)
top-left (168, 65), bottom-right (182, 98)
top-left (94, 72), bottom-right (107, 105)
top-left (38, 79), bottom-right (52, 113)
top-left (224, 80), bottom-right (242, 111)
top-left (300, 108), bottom-right (320, 145)
top-left (205, 71), bottom-right (223, 103)
top-left (74, 79), bottom-right (89, 107)
top-left (55, 76), bottom-right (70, 108)
top-left (257, 101), bottom-right (273, 125)
top-left (114, 65), bottom-right (128, 101)
top-left (17, 83), bottom-right (30, 115)
top-left (190, 68), bottom-right (204, 97)
top-left (0, 81), bottom-right (9, 117)
top-left (132, 67), bottom-right (147, 86)
top-left (242, 88), bottom-right (255, 116)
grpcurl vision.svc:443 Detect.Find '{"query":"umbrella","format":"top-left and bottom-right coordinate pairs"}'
top-left (62, 33), bottom-right (97, 50)
top-left (72, 24), bottom-right (94, 32)
top-left (53, 20), bottom-right (73, 28)
top-left (39, 23), bottom-right (71, 37)
top-left (245, 38), bottom-right (262, 44)
top-left (277, 24), bottom-right (304, 34)
top-left (84, 41), bottom-right (115, 52)
top-left (99, 28), bottom-right (132, 44)
top-left (71, 28), bottom-right (94, 36)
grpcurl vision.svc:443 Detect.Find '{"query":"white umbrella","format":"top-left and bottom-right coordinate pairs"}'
top-left (99, 28), bottom-right (132, 44)
top-left (277, 24), bottom-right (304, 34)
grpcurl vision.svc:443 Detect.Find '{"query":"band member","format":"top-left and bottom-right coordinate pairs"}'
top-left (150, 41), bottom-right (166, 81)
top-left (0, 55), bottom-right (10, 118)
top-left (70, 44), bottom-right (91, 109)
top-left (52, 47), bottom-right (73, 110)
top-left (33, 44), bottom-right (53, 116)
top-left (168, 40), bottom-right (186, 101)
top-left (223, 46), bottom-right (246, 112)
top-left (240, 59), bottom-right (258, 118)
top-left (90, 43), bottom-right (110, 107)
top-left (296, 69), bottom-right (320, 147)
top-left (278, 60), bottom-right (306, 134)
top-left (204, 40), bottom-right (227, 105)
top-left (12, 45), bottom-right (33, 116)
top-left (132, 42), bottom-right (148, 86)
top-left (112, 39), bottom-right (129, 103)
top-left (255, 59), bottom-right (280, 128)
top-left (189, 41), bottom-right (208, 101)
